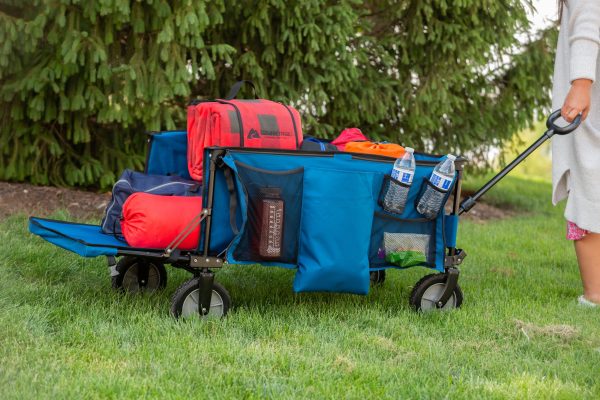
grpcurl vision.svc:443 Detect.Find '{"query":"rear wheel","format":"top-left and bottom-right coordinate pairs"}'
top-left (370, 270), bottom-right (386, 286)
top-left (409, 273), bottom-right (463, 311)
top-left (170, 277), bottom-right (231, 319)
top-left (111, 256), bottom-right (167, 293)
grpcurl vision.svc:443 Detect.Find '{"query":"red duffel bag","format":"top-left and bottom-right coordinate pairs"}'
top-left (187, 81), bottom-right (303, 181)
top-left (121, 193), bottom-right (203, 250)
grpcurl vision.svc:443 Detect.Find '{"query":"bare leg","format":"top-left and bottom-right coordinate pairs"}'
top-left (574, 232), bottom-right (600, 304)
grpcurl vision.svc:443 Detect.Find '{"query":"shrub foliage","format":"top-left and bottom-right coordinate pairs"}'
top-left (0, 0), bottom-right (555, 187)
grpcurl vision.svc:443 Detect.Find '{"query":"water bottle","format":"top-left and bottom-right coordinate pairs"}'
top-left (258, 187), bottom-right (284, 259)
top-left (383, 147), bottom-right (415, 214)
top-left (417, 155), bottom-right (456, 219)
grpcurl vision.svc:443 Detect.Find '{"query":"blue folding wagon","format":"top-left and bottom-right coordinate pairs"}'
top-left (29, 111), bottom-right (579, 318)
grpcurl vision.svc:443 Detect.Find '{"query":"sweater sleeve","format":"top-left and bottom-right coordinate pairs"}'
top-left (568, 0), bottom-right (600, 83)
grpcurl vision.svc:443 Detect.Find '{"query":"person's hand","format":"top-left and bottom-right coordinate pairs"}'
top-left (561, 79), bottom-right (593, 122)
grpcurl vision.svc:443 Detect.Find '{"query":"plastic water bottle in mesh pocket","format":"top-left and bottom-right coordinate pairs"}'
top-left (258, 187), bottom-right (284, 259)
top-left (416, 185), bottom-right (446, 219)
top-left (382, 147), bottom-right (415, 215)
top-left (416, 155), bottom-right (456, 219)
top-left (382, 178), bottom-right (410, 215)
top-left (383, 232), bottom-right (430, 267)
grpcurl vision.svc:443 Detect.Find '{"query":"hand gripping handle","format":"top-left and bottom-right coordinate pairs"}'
top-left (546, 109), bottom-right (582, 136)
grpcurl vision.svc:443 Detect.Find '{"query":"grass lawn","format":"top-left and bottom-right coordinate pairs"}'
top-left (1, 175), bottom-right (599, 399)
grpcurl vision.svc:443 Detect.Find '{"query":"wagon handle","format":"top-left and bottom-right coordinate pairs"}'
top-left (459, 110), bottom-right (582, 214)
top-left (546, 109), bottom-right (582, 136)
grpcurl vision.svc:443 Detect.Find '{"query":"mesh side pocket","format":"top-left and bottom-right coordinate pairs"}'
top-left (379, 175), bottom-right (411, 215)
top-left (233, 161), bottom-right (303, 264)
top-left (383, 233), bottom-right (430, 268)
top-left (369, 212), bottom-right (436, 268)
top-left (415, 178), bottom-right (455, 220)
top-left (383, 233), bottom-right (430, 254)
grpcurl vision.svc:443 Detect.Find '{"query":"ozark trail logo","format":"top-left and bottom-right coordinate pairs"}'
top-left (247, 128), bottom-right (260, 139)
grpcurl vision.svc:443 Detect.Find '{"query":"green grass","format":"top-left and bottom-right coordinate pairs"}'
top-left (1, 176), bottom-right (599, 399)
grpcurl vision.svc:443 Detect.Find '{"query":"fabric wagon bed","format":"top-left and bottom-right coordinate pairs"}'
top-left (28, 128), bottom-right (468, 317)
top-left (203, 148), bottom-right (464, 295)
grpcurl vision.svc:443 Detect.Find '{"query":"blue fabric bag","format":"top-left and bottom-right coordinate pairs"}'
top-left (146, 130), bottom-right (190, 178)
top-left (293, 168), bottom-right (375, 294)
top-left (101, 169), bottom-right (201, 236)
top-left (300, 136), bottom-right (338, 152)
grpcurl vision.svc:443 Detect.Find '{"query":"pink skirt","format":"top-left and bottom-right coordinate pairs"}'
top-left (567, 221), bottom-right (589, 240)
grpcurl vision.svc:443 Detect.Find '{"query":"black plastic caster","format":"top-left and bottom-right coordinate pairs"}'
top-left (370, 270), bottom-right (386, 285)
top-left (111, 256), bottom-right (167, 293)
top-left (409, 273), bottom-right (463, 311)
top-left (170, 277), bottom-right (231, 319)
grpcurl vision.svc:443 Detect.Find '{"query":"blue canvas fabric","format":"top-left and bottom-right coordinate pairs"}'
top-left (146, 130), bottom-right (190, 178)
top-left (29, 147), bottom-right (461, 290)
top-left (444, 215), bottom-right (459, 248)
top-left (218, 149), bottom-right (455, 278)
top-left (198, 166), bottom-right (245, 255)
top-left (29, 218), bottom-right (128, 257)
top-left (293, 168), bottom-right (375, 294)
top-left (101, 169), bottom-right (201, 236)
top-left (300, 136), bottom-right (338, 152)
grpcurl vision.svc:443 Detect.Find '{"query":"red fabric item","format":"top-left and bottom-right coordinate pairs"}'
top-left (121, 193), bottom-right (203, 250)
top-left (567, 221), bottom-right (590, 240)
top-left (187, 99), bottom-right (302, 181)
top-left (331, 128), bottom-right (368, 150)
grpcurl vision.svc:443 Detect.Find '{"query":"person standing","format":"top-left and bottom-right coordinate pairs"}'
top-left (552, 0), bottom-right (600, 306)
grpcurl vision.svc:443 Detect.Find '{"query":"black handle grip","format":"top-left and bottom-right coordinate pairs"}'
top-left (546, 109), bottom-right (582, 135)
top-left (225, 80), bottom-right (258, 100)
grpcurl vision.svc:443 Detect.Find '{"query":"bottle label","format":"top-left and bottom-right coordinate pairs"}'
top-left (430, 171), bottom-right (453, 191)
top-left (391, 168), bottom-right (414, 184)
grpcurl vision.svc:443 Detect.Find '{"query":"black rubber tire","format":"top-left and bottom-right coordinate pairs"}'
top-left (111, 256), bottom-right (167, 293)
top-left (370, 270), bottom-right (386, 286)
top-left (409, 273), bottom-right (463, 311)
top-left (170, 277), bottom-right (231, 319)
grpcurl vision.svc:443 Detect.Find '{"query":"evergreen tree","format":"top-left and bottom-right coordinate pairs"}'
top-left (0, 0), bottom-right (555, 187)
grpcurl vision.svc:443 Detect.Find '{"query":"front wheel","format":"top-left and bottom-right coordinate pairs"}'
top-left (409, 273), bottom-right (463, 311)
top-left (170, 277), bottom-right (231, 319)
top-left (112, 256), bottom-right (167, 293)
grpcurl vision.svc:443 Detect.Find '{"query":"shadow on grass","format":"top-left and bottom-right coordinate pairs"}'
top-left (4, 212), bottom-right (436, 321)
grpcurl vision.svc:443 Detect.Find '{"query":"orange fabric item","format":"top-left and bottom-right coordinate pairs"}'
top-left (121, 193), bottom-right (203, 250)
top-left (344, 141), bottom-right (405, 158)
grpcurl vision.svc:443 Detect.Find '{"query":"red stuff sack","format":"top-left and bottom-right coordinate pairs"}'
top-left (121, 193), bottom-right (203, 251)
top-left (332, 128), bottom-right (368, 151)
top-left (187, 81), bottom-right (302, 182)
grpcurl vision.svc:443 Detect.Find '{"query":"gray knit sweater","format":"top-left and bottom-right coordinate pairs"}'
top-left (552, 0), bottom-right (600, 232)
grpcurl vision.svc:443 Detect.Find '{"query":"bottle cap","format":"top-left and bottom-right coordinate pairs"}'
top-left (405, 147), bottom-right (414, 153)
top-left (447, 154), bottom-right (456, 161)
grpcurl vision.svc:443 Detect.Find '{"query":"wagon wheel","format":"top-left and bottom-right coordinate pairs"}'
top-left (111, 256), bottom-right (167, 293)
top-left (170, 277), bottom-right (231, 319)
top-left (370, 270), bottom-right (386, 286)
top-left (409, 273), bottom-right (463, 311)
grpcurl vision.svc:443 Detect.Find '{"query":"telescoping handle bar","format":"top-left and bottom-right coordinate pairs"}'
top-left (459, 110), bottom-right (582, 215)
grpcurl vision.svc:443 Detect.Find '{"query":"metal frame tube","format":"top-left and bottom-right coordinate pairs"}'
top-left (202, 150), bottom-right (225, 257)
top-left (459, 131), bottom-right (553, 214)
